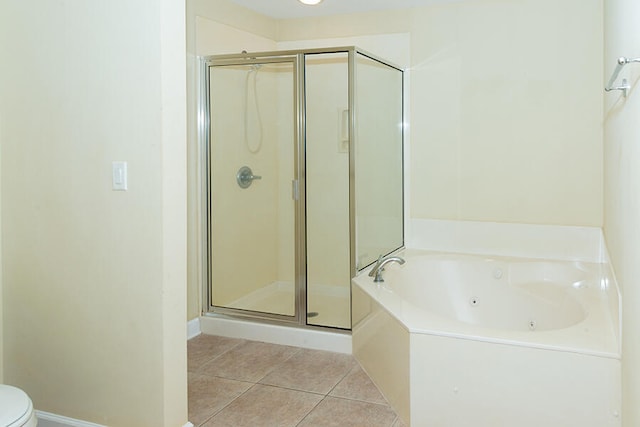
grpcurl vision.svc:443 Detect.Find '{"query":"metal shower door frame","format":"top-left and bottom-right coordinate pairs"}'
top-left (200, 52), bottom-right (306, 325)
top-left (198, 47), bottom-right (404, 330)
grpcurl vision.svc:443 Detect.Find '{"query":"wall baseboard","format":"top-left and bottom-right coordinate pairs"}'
top-left (187, 316), bottom-right (201, 339)
top-left (36, 411), bottom-right (194, 427)
top-left (35, 411), bottom-right (107, 427)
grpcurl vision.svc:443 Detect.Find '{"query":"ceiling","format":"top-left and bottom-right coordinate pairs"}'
top-left (227, 0), bottom-right (464, 19)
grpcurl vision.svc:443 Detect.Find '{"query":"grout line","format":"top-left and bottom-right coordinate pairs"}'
top-left (328, 394), bottom-right (392, 407)
top-left (294, 395), bottom-right (327, 427)
top-left (198, 381), bottom-right (259, 426)
top-left (188, 336), bottom-right (248, 375)
top-left (324, 363), bottom-right (394, 409)
top-left (391, 414), bottom-right (403, 427)
top-left (254, 382), bottom-right (331, 397)
top-left (325, 360), bottom-right (357, 397)
top-left (253, 346), bottom-right (303, 384)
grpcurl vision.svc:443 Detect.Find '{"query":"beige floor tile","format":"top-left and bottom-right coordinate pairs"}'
top-left (329, 364), bottom-right (388, 405)
top-left (198, 340), bottom-right (300, 382)
top-left (188, 334), bottom-right (244, 373)
top-left (187, 335), bottom-right (401, 426)
top-left (297, 396), bottom-right (397, 427)
top-left (260, 348), bottom-right (356, 394)
top-left (188, 372), bottom-right (252, 426)
top-left (201, 384), bottom-right (323, 427)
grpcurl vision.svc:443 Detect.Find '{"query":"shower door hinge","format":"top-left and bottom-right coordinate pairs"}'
top-left (292, 179), bottom-right (299, 200)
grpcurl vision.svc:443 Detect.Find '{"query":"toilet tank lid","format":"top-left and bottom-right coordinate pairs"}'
top-left (0, 385), bottom-right (32, 425)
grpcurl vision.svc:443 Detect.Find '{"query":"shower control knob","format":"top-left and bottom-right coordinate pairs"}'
top-left (236, 166), bottom-right (262, 189)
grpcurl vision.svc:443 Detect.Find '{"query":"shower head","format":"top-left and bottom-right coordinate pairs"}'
top-left (241, 51), bottom-right (262, 71)
top-left (248, 63), bottom-right (262, 73)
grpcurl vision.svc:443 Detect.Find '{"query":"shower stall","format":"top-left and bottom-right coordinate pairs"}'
top-left (200, 47), bottom-right (404, 330)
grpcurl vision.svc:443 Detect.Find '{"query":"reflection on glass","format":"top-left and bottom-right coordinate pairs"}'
top-left (355, 53), bottom-right (404, 270)
top-left (305, 52), bottom-right (351, 329)
top-left (209, 61), bottom-right (296, 317)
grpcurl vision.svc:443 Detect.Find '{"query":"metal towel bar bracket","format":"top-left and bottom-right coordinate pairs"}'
top-left (605, 56), bottom-right (640, 97)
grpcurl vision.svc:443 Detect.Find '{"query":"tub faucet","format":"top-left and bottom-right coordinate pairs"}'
top-left (368, 255), bottom-right (405, 283)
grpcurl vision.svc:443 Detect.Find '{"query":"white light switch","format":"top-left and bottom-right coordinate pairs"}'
top-left (112, 161), bottom-right (128, 191)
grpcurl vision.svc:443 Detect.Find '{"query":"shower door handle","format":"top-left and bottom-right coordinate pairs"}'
top-left (236, 166), bottom-right (261, 189)
top-left (292, 180), bottom-right (299, 200)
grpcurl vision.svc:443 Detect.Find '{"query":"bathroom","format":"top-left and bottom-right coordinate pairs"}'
top-left (0, 0), bottom-right (639, 426)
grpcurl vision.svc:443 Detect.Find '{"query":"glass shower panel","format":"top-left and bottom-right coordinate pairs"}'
top-left (305, 52), bottom-right (351, 329)
top-left (209, 60), bottom-right (296, 318)
top-left (355, 53), bottom-right (404, 270)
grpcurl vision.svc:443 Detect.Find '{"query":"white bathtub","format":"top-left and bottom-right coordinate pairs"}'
top-left (352, 249), bottom-right (621, 427)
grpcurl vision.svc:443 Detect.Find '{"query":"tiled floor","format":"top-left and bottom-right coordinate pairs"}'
top-left (188, 334), bottom-right (406, 427)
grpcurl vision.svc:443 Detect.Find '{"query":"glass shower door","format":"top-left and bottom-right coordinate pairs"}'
top-left (354, 53), bottom-right (404, 270)
top-left (208, 59), bottom-right (297, 319)
top-left (304, 52), bottom-right (351, 329)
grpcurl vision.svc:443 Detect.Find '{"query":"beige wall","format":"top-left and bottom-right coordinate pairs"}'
top-left (0, 118), bottom-right (2, 384)
top-left (160, 0), bottom-right (188, 423)
top-left (280, 0), bottom-right (603, 226)
top-left (190, 0), bottom-right (277, 43)
top-left (0, 1), bottom-right (187, 426)
top-left (604, 0), bottom-right (640, 425)
top-left (409, 0), bottom-right (602, 226)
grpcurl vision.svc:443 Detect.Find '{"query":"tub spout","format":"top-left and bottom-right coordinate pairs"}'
top-left (368, 255), bottom-right (405, 283)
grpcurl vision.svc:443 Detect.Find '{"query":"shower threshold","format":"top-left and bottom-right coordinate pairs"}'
top-left (223, 281), bottom-right (351, 329)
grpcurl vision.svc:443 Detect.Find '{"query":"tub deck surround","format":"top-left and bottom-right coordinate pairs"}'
top-left (352, 249), bottom-right (622, 427)
top-left (407, 219), bottom-right (607, 263)
top-left (356, 249), bottom-right (619, 358)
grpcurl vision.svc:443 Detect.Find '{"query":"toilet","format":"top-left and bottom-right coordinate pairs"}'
top-left (0, 385), bottom-right (37, 427)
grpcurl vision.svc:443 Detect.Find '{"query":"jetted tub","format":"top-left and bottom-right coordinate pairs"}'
top-left (352, 249), bottom-right (621, 427)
